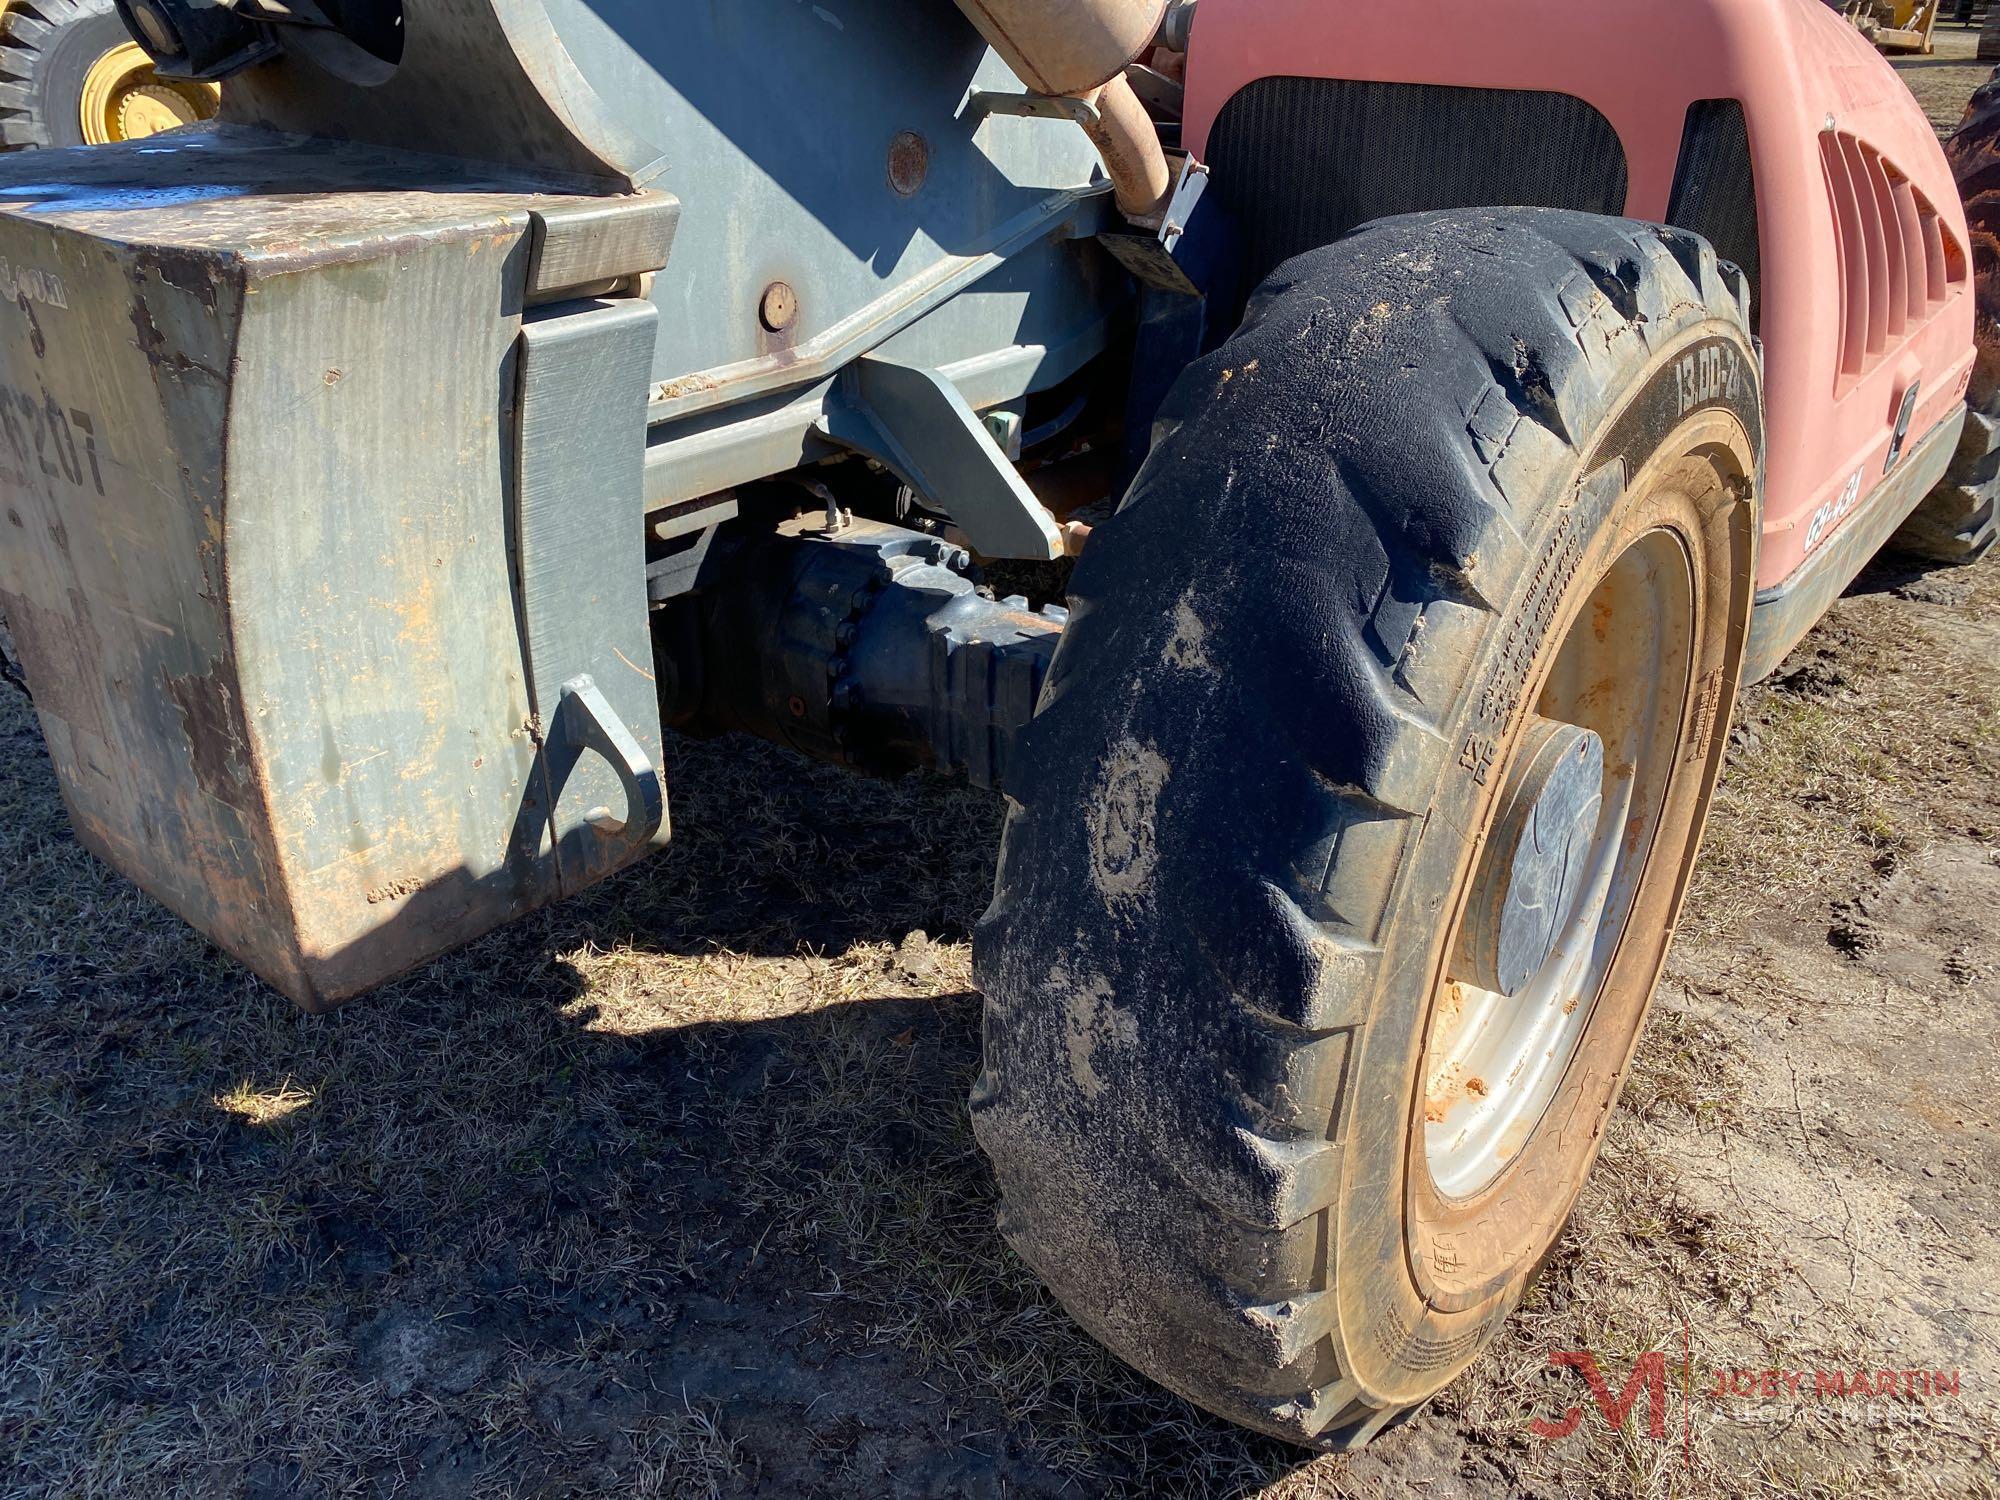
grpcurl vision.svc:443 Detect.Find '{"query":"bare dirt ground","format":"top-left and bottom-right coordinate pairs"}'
top-left (4, 40), bottom-right (2000, 1500)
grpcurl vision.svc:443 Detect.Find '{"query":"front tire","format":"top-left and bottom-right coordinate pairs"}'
top-left (972, 209), bottom-right (1761, 1446)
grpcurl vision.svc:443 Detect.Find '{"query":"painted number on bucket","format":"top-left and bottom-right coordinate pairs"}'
top-left (0, 382), bottom-right (104, 496)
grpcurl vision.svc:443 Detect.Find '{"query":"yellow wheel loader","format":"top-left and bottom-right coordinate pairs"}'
top-left (0, 0), bottom-right (212, 146)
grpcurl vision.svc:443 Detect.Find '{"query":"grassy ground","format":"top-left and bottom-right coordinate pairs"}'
top-left (4, 566), bottom-right (1994, 1500)
top-left (7, 556), bottom-right (1992, 1500)
top-left (2, 35), bottom-right (1999, 1500)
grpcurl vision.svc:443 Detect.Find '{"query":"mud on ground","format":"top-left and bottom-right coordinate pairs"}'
top-left (2, 44), bottom-right (1998, 1500)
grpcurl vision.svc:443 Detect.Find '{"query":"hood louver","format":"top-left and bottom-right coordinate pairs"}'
top-left (1821, 130), bottom-right (1967, 389)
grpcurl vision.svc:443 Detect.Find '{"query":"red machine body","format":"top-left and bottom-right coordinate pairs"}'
top-left (1184, 0), bottom-right (1975, 604)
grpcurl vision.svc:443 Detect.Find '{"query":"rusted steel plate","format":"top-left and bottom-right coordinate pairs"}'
top-left (0, 134), bottom-right (673, 1008)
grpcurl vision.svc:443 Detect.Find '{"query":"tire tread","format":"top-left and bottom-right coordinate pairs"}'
top-left (974, 209), bottom-right (1753, 1446)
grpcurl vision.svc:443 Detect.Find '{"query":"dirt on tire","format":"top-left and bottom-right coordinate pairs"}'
top-left (974, 206), bottom-right (1761, 1448)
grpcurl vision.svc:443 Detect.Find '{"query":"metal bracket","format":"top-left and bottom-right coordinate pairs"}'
top-left (1124, 63), bottom-right (1184, 122)
top-left (967, 89), bottom-right (1102, 128)
top-left (510, 295), bottom-right (671, 893)
top-left (545, 674), bottom-right (665, 842)
top-left (526, 193), bottom-right (681, 304)
top-left (818, 355), bottom-right (1063, 561)
top-left (1098, 157), bottom-right (1215, 296)
top-left (1160, 158), bottom-right (1209, 254)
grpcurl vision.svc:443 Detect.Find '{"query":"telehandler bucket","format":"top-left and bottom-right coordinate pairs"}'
top-left (0, 139), bottom-right (676, 1007)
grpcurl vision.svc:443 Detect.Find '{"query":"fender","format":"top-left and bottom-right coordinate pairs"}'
top-left (1181, 0), bottom-right (1976, 606)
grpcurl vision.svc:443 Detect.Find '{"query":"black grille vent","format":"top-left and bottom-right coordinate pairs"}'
top-left (1667, 99), bottom-right (1761, 330)
top-left (1205, 77), bottom-right (1630, 288)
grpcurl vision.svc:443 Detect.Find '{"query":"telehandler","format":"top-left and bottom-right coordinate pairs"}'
top-left (0, 0), bottom-right (1987, 1448)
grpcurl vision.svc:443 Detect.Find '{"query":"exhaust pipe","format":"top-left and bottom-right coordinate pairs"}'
top-left (952, 0), bottom-right (1175, 224)
top-left (1079, 77), bottom-right (1174, 224)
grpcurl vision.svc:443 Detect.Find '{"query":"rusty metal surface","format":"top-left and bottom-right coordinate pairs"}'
top-left (0, 126), bottom-right (638, 252)
top-left (886, 131), bottom-right (931, 198)
top-left (1079, 74), bottom-right (1173, 223)
top-left (0, 132), bottom-right (671, 1008)
top-left (949, 0), bottom-right (1171, 221)
top-left (0, 0), bottom-right (1147, 1004)
top-left (949, 0), bottom-right (1168, 96)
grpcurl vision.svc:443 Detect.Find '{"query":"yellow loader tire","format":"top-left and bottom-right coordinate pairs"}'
top-left (0, 0), bottom-right (213, 148)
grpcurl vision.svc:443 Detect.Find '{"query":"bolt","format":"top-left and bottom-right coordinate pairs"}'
top-left (832, 683), bottom-right (856, 711)
top-left (835, 622), bottom-right (858, 647)
top-left (759, 281), bottom-right (797, 333)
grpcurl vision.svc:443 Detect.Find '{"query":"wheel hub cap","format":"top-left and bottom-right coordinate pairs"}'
top-left (79, 43), bottom-right (218, 145)
top-left (1452, 717), bottom-right (1605, 998)
top-left (1422, 527), bottom-right (1697, 1200)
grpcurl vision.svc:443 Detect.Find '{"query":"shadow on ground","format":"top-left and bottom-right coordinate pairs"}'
top-left (2, 700), bottom-right (1394, 1497)
top-left (8, 529), bottom-right (2000, 1500)
top-left (8, 524), bottom-right (1999, 1499)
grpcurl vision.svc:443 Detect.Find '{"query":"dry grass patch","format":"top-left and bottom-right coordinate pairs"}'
top-left (1, 551), bottom-right (1993, 1498)
top-left (1686, 556), bottom-right (2000, 941)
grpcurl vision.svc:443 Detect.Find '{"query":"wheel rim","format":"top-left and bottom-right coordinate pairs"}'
top-left (1421, 525), bottom-right (1696, 1200)
top-left (77, 42), bottom-right (217, 145)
